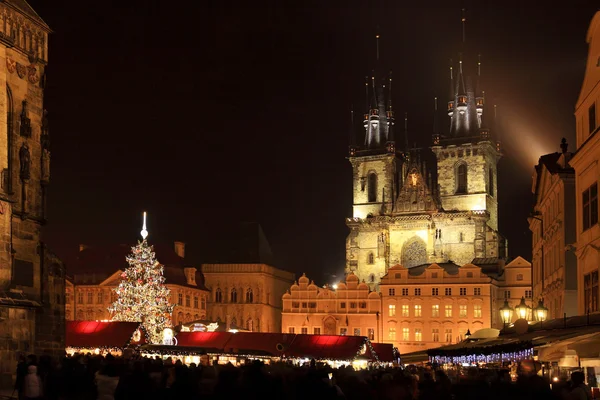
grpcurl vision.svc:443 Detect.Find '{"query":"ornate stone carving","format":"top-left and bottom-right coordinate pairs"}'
top-left (19, 143), bottom-right (30, 180)
top-left (401, 237), bottom-right (427, 268)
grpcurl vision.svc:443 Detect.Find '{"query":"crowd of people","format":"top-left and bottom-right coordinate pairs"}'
top-left (11, 352), bottom-right (595, 400)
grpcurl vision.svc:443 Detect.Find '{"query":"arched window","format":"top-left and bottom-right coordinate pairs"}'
top-left (367, 252), bottom-right (375, 264)
top-left (368, 173), bottom-right (377, 202)
top-left (231, 288), bottom-right (238, 303)
top-left (215, 288), bottom-right (222, 303)
top-left (369, 273), bottom-right (375, 283)
top-left (456, 163), bottom-right (467, 194)
top-left (488, 167), bottom-right (494, 197)
top-left (246, 288), bottom-right (253, 303)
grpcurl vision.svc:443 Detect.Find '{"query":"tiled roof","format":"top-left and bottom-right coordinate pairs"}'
top-left (408, 262), bottom-right (461, 276)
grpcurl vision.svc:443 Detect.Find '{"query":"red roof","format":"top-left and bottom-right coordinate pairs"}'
top-left (224, 332), bottom-right (296, 356)
top-left (285, 335), bottom-right (366, 361)
top-left (66, 321), bottom-right (143, 348)
top-left (369, 343), bottom-right (396, 362)
top-left (175, 331), bottom-right (233, 350)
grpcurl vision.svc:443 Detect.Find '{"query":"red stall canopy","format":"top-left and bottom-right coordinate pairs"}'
top-left (175, 331), bottom-right (233, 351)
top-left (224, 332), bottom-right (296, 356)
top-left (285, 334), bottom-right (366, 361)
top-left (66, 321), bottom-right (143, 348)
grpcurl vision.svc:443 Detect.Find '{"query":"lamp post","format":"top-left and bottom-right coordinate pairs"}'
top-left (515, 296), bottom-right (532, 321)
top-left (534, 298), bottom-right (549, 328)
top-left (499, 300), bottom-right (514, 332)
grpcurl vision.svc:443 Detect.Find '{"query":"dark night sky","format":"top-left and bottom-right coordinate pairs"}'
top-left (27, 1), bottom-right (599, 283)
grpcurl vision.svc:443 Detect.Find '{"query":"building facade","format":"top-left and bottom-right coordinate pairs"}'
top-left (570, 11), bottom-right (600, 315)
top-left (530, 140), bottom-right (578, 318)
top-left (346, 43), bottom-right (505, 291)
top-left (0, 0), bottom-right (65, 387)
top-left (282, 272), bottom-right (381, 340)
top-left (203, 263), bottom-right (295, 333)
top-left (65, 242), bottom-right (210, 326)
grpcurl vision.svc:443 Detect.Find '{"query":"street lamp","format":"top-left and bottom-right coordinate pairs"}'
top-left (515, 296), bottom-right (531, 320)
top-left (534, 298), bottom-right (548, 325)
top-left (499, 300), bottom-right (514, 330)
top-left (465, 329), bottom-right (472, 340)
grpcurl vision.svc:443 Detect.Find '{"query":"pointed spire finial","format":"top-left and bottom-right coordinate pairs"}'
top-left (478, 54), bottom-right (481, 76)
top-left (140, 211), bottom-right (148, 240)
top-left (376, 32), bottom-right (380, 61)
top-left (461, 8), bottom-right (466, 43)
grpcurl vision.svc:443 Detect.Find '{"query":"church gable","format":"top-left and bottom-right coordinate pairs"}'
top-left (394, 166), bottom-right (439, 214)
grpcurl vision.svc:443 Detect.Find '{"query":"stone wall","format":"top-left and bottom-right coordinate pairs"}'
top-left (349, 154), bottom-right (397, 219)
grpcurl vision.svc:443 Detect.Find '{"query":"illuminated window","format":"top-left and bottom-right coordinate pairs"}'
top-left (230, 288), bottom-right (238, 303)
top-left (388, 304), bottom-right (396, 317)
top-left (185, 295), bottom-right (190, 307)
top-left (313, 327), bottom-right (321, 335)
top-left (432, 304), bottom-right (439, 317)
top-left (388, 328), bottom-right (396, 340)
top-left (474, 288), bottom-right (481, 296)
top-left (354, 328), bottom-right (361, 336)
top-left (178, 293), bottom-right (183, 305)
top-left (368, 328), bottom-right (375, 340)
top-left (456, 163), bottom-right (467, 194)
top-left (432, 328), bottom-right (439, 342)
top-left (583, 182), bottom-right (598, 231)
top-left (445, 329), bottom-right (453, 343)
top-left (415, 288), bottom-right (421, 296)
top-left (340, 328), bottom-right (347, 336)
top-left (402, 328), bottom-right (409, 341)
top-left (401, 305), bottom-right (409, 317)
top-left (414, 305), bottom-right (422, 317)
top-left (194, 296), bottom-right (198, 308)
top-left (444, 305), bottom-right (452, 318)
top-left (459, 288), bottom-right (466, 296)
top-left (288, 327), bottom-right (295, 334)
top-left (474, 304), bottom-right (482, 318)
top-left (368, 173), bottom-right (377, 202)
top-left (459, 305), bottom-right (467, 318)
top-left (367, 252), bottom-right (375, 264)
top-left (432, 288), bottom-right (439, 296)
top-left (445, 288), bottom-right (452, 296)
top-left (246, 288), bottom-right (253, 303)
top-left (389, 288), bottom-right (395, 296)
top-left (415, 328), bottom-right (422, 342)
top-left (301, 327), bottom-right (308, 334)
top-left (402, 288), bottom-right (409, 296)
top-left (97, 292), bottom-right (103, 304)
top-left (215, 289), bottom-right (222, 303)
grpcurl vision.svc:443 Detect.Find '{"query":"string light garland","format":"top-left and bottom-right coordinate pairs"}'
top-left (108, 213), bottom-right (174, 344)
top-left (427, 341), bottom-right (534, 365)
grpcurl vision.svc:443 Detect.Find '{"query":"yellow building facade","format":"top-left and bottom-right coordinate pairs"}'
top-left (571, 11), bottom-right (600, 315)
top-left (530, 140), bottom-right (578, 318)
top-left (282, 272), bottom-right (381, 340)
top-left (202, 263), bottom-right (295, 333)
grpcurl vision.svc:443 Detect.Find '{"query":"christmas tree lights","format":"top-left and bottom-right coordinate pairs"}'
top-left (109, 212), bottom-right (174, 344)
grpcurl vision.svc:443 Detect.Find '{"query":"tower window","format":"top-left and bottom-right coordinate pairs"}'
top-left (367, 252), bottom-right (375, 264)
top-left (369, 273), bottom-right (375, 283)
top-left (589, 102), bottom-right (597, 134)
top-left (456, 163), bottom-right (467, 194)
top-left (488, 167), bottom-right (494, 197)
top-left (368, 173), bottom-right (377, 202)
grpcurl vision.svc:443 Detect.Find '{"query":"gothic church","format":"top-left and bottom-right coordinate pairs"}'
top-left (346, 40), bottom-right (506, 290)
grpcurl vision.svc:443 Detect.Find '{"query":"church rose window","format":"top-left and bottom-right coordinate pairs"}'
top-left (401, 238), bottom-right (427, 268)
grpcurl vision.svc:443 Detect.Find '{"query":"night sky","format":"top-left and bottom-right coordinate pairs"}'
top-left (28, 1), bottom-right (599, 283)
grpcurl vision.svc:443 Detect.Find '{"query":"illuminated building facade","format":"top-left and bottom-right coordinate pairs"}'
top-left (281, 272), bottom-right (381, 340)
top-left (65, 242), bottom-right (210, 326)
top-left (530, 140), bottom-right (578, 318)
top-left (0, 0), bottom-right (65, 386)
top-left (346, 35), bottom-right (505, 291)
top-left (570, 11), bottom-right (600, 315)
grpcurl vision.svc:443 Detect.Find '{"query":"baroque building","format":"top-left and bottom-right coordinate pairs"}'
top-left (282, 272), bottom-right (381, 340)
top-left (530, 139), bottom-right (578, 318)
top-left (0, 0), bottom-right (65, 387)
top-left (346, 36), bottom-right (505, 290)
top-left (571, 11), bottom-right (600, 316)
top-left (65, 242), bottom-right (210, 326)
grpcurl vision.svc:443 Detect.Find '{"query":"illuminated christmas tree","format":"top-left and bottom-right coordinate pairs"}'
top-left (109, 212), bottom-right (174, 344)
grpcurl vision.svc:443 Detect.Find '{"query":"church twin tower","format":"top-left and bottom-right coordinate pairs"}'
top-left (346, 36), bottom-right (505, 289)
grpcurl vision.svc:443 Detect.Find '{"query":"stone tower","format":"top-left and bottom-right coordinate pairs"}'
top-left (0, 1), bottom-right (65, 387)
top-left (346, 33), bottom-right (506, 291)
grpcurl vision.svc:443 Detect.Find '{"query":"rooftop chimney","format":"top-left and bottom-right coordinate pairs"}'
top-left (174, 241), bottom-right (185, 258)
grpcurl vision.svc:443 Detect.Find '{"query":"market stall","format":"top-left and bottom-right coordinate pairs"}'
top-left (66, 320), bottom-right (145, 356)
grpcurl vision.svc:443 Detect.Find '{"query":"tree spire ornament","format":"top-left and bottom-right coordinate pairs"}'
top-left (109, 212), bottom-right (174, 344)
